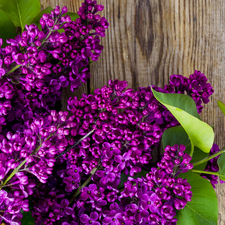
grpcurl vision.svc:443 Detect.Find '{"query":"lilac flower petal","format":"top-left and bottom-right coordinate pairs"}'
top-left (90, 211), bottom-right (99, 220)
top-left (80, 214), bottom-right (90, 223)
top-left (102, 217), bottom-right (112, 224)
top-left (65, 207), bottom-right (74, 215)
top-left (92, 222), bottom-right (101, 225)
top-left (61, 199), bottom-right (69, 208)
top-left (114, 155), bottom-right (122, 163)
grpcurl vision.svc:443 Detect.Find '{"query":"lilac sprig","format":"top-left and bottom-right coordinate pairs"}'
top-left (163, 70), bottom-right (214, 114)
top-left (0, 110), bottom-right (74, 224)
top-left (0, 0), bottom-right (109, 135)
top-left (0, 70), bottom-right (214, 224)
top-left (28, 73), bottom-right (212, 224)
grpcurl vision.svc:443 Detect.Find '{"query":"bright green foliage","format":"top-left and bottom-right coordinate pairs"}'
top-left (152, 89), bottom-right (214, 153)
top-left (0, 0), bottom-right (41, 31)
top-left (217, 152), bottom-right (225, 181)
top-left (176, 171), bottom-right (218, 225)
top-left (0, 9), bottom-right (16, 47)
top-left (218, 100), bottom-right (225, 116)
top-left (66, 12), bottom-right (79, 21)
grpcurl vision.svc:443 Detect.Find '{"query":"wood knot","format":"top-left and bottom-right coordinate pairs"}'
top-left (135, 0), bottom-right (154, 61)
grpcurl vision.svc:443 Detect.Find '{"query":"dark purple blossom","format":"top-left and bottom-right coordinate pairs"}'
top-left (80, 211), bottom-right (100, 225)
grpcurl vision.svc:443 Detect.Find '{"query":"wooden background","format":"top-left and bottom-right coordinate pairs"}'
top-left (40, 0), bottom-right (225, 223)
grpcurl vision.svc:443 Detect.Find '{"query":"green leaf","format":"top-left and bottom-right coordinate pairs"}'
top-left (66, 12), bottom-right (79, 21)
top-left (176, 171), bottom-right (218, 225)
top-left (0, 0), bottom-right (41, 31)
top-left (162, 126), bottom-right (190, 148)
top-left (162, 126), bottom-right (209, 170)
top-left (153, 89), bottom-right (200, 120)
top-left (217, 152), bottom-right (225, 181)
top-left (32, 6), bottom-right (53, 30)
top-left (152, 89), bottom-right (214, 153)
top-left (91, 87), bottom-right (95, 95)
top-left (217, 100), bottom-right (225, 116)
top-left (0, 9), bottom-right (16, 47)
top-left (191, 147), bottom-right (209, 171)
top-left (58, 29), bottom-right (65, 34)
top-left (21, 211), bottom-right (35, 225)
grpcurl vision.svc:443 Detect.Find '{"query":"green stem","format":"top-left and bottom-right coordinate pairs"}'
top-left (189, 143), bottom-right (194, 157)
top-left (3, 159), bottom-right (26, 185)
top-left (2, 135), bottom-right (51, 186)
top-left (192, 169), bottom-right (221, 176)
top-left (4, 64), bottom-right (21, 77)
top-left (55, 129), bottom-right (95, 159)
top-left (3, 26), bottom-right (55, 78)
top-left (37, 30), bottom-right (52, 50)
top-left (193, 148), bottom-right (225, 167)
top-left (69, 167), bottom-right (98, 205)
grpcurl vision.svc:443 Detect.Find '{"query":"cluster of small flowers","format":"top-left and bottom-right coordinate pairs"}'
top-left (163, 70), bottom-right (214, 113)
top-left (158, 144), bottom-right (193, 175)
top-left (201, 143), bottom-right (225, 188)
top-left (28, 74), bottom-right (210, 224)
top-left (0, 110), bottom-right (73, 225)
top-left (0, 0), bottom-right (109, 133)
top-left (30, 144), bottom-right (192, 225)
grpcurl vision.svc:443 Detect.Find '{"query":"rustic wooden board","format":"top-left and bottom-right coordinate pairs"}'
top-left (40, 0), bottom-right (225, 223)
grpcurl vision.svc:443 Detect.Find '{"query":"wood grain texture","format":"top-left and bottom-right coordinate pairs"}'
top-left (40, 0), bottom-right (225, 223)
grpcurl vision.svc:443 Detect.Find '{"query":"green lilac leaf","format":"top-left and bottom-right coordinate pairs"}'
top-left (176, 171), bottom-right (218, 225)
top-left (21, 210), bottom-right (35, 225)
top-left (152, 89), bottom-right (200, 120)
top-left (162, 126), bottom-right (209, 170)
top-left (91, 87), bottom-right (95, 95)
top-left (0, 0), bottom-right (41, 31)
top-left (217, 100), bottom-right (225, 116)
top-left (152, 89), bottom-right (214, 153)
top-left (217, 152), bottom-right (225, 181)
top-left (0, 9), bottom-right (16, 47)
top-left (32, 6), bottom-right (53, 30)
top-left (66, 12), bottom-right (79, 21)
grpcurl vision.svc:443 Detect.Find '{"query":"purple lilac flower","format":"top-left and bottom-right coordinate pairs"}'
top-left (29, 71), bottom-right (214, 225)
top-left (80, 211), bottom-right (101, 225)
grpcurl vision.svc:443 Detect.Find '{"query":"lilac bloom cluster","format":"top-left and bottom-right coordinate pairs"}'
top-left (99, 145), bottom-right (193, 225)
top-left (0, 110), bottom-right (73, 225)
top-left (201, 143), bottom-right (225, 188)
top-left (0, 0), bottom-right (217, 223)
top-left (163, 70), bottom-right (214, 113)
top-left (0, 0), bottom-right (108, 133)
top-left (28, 74), bottom-right (210, 224)
top-left (30, 144), bottom-right (192, 225)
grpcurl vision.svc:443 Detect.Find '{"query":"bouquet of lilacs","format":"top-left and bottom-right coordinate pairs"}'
top-left (0, 0), bottom-right (224, 224)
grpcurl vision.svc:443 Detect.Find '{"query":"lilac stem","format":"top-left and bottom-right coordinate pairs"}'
top-left (69, 166), bottom-right (99, 204)
top-left (55, 129), bottom-right (94, 159)
top-left (193, 148), bottom-right (225, 167)
top-left (192, 169), bottom-right (223, 178)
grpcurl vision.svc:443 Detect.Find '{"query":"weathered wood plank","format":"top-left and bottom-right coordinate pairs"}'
top-left (40, 0), bottom-right (225, 223)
